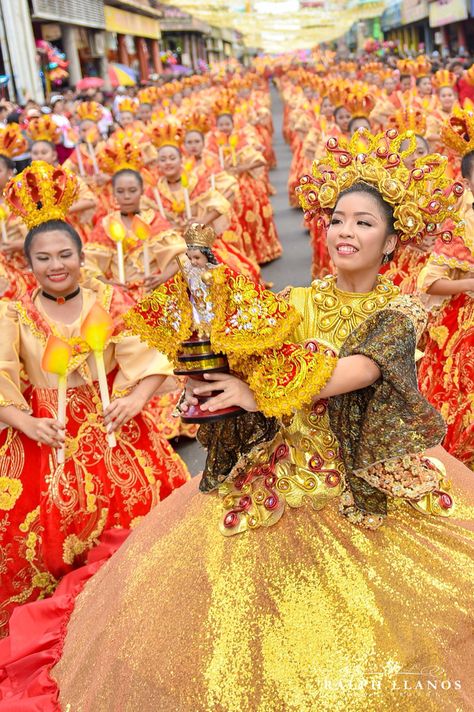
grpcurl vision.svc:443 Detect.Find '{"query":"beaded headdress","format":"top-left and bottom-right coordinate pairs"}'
top-left (147, 121), bottom-right (183, 150)
top-left (184, 222), bottom-right (216, 249)
top-left (296, 128), bottom-right (463, 244)
top-left (182, 112), bottom-right (210, 136)
top-left (4, 161), bottom-right (79, 229)
top-left (0, 124), bottom-right (28, 157)
top-left (97, 136), bottom-right (143, 174)
top-left (26, 116), bottom-right (62, 144)
top-left (76, 101), bottom-right (103, 123)
top-left (440, 107), bottom-right (474, 156)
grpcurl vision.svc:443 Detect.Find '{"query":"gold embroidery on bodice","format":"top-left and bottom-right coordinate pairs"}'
top-left (219, 276), bottom-right (399, 535)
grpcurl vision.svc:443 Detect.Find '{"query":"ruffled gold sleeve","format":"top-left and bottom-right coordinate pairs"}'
top-left (149, 230), bottom-right (186, 273)
top-left (0, 301), bottom-right (30, 414)
top-left (123, 272), bottom-right (193, 364)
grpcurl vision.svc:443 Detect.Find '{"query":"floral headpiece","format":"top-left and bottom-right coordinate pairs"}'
top-left (296, 128), bottom-right (463, 244)
top-left (182, 112), bottom-right (210, 136)
top-left (0, 124), bottom-right (28, 158)
top-left (76, 101), bottom-right (103, 123)
top-left (97, 136), bottom-right (144, 175)
top-left (4, 161), bottom-right (79, 229)
top-left (327, 81), bottom-right (351, 108)
top-left (146, 121), bottom-right (183, 150)
top-left (440, 107), bottom-right (474, 156)
top-left (26, 116), bottom-right (62, 144)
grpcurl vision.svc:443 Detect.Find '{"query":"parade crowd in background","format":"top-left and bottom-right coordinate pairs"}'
top-left (0, 45), bottom-right (472, 711)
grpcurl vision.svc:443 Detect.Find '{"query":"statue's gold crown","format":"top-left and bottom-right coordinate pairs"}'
top-left (26, 116), bottom-right (62, 144)
top-left (97, 135), bottom-right (144, 175)
top-left (441, 106), bottom-right (474, 156)
top-left (0, 124), bottom-right (28, 158)
top-left (296, 128), bottom-right (463, 245)
top-left (184, 222), bottom-right (216, 249)
top-left (4, 161), bottom-right (79, 229)
top-left (76, 101), bottom-right (103, 122)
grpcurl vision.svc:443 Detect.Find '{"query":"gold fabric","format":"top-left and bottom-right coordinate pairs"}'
top-left (52, 276), bottom-right (474, 710)
top-left (55, 448), bottom-right (474, 711)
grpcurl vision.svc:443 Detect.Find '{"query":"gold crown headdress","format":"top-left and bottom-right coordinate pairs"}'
top-left (296, 128), bottom-right (464, 244)
top-left (4, 161), bottom-right (79, 229)
top-left (26, 116), bottom-right (62, 144)
top-left (345, 86), bottom-right (375, 118)
top-left (138, 87), bottom-right (159, 105)
top-left (432, 69), bottom-right (456, 90)
top-left (397, 56), bottom-right (431, 78)
top-left (327, 81), bottom-right (351, 108)
top-left (76, 101), bottom-right (103, 123)
top-left (388, 107), bottom-right (426, 135)
top-left (0, 124), bottom-right (28, 158)
top-left (182, 112), bottom-right (210, 136)
top-left (212, 92), bottom-right (237, 117)
top-left (440, 107), bottom-right (474, 156)
top-left (118, 97), bottom-right (138, 115)
top-left (146, 121), bottom-right (183, 150)
top-left (184, 222), bottom-right (216, 249)
top-left (97, 136), bottom-right (144, 175)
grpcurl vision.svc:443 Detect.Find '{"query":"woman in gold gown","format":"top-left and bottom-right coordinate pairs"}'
top-left (1, 134), bottom-right (474, 712)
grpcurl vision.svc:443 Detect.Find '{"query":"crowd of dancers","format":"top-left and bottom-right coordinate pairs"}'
top-left (0, 50), bottom-right (472, 710)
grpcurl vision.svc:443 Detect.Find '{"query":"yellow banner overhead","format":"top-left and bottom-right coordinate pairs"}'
top-left (104, 6), bottom-right (161, 39)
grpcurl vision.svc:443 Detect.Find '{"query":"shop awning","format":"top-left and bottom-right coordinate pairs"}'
top-left (104, 6), bottom-right (161, 39)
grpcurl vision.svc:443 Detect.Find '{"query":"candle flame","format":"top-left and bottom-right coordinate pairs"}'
top-left (41, 335), bottom-right (72, 377)
top-left (106, 218), bottom-right (127, 243)
top-left (229, 134), bottom-right (238, 149)
top-left (131, 215), bottom-right (151, 241)
top-left (181, 172), bottom-right (189, 188)
top-left (0, 205), bottom-right (7, 221)
top-left (86, 128), bottom-right (98, 144)
top-left (80, 303), bottom-right (114, 352)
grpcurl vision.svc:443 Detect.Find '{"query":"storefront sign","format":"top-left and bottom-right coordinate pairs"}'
top-left (401, 0), bottom-right (429, 24)
top-left (429, 0), bottom-right (468, 27)
top-left (104, 6), bottom-right (161, 40)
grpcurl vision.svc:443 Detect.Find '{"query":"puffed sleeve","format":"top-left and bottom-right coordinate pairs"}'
top-left (149, 229), bottom-right (186, 274)
top-left (83, 242), bottom-right (113, 280)
top-left (76, 176), bottom-right (98, 208)
top-left (111, 332), bottom-right (174, 396)
top-left (0, 302), bottom-right (30, 415)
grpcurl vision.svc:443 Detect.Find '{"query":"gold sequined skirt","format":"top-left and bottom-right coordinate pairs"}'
top-left (53, 445), bottom-right (474, 711)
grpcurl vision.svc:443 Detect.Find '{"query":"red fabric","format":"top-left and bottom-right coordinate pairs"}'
top-left (456, 76), bottom-right (474, 106)
top-left (0, 529), bottom-right (129, 710)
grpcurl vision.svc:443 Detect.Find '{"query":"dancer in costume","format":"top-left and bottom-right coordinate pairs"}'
top-left (417, 108), bottom-right (474, 468)
top-left (1, 130), bottom-right (474, 711)
top-left (0, 161), bottom-right (189, 637)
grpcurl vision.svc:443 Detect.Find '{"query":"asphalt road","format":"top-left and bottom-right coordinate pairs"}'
top-left (175, 85), bottom-right (312, 476)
